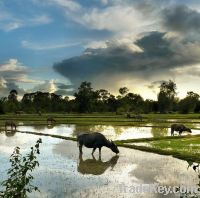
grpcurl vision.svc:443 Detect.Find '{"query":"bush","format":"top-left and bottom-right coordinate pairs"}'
top-left (0, 138), bottom-right (42, 198)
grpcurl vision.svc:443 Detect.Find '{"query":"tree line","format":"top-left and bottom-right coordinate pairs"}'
top-left (0, 80), bottom-right (200, 114)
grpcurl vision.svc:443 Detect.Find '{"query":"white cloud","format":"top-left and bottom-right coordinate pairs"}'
top-left (0, 59), bottom-right (27, 72)
top-left (29, 14), bottom-right (52, 25)
top-left (0, 59), bottom-right (41, 84)
top-left (21, 40), bottom-right (80, 50)
top-left (31, 80), bottom-right (57, 93)
top-left (74, 6), bottom-right (154, 33)
top-left (0, 12), bottom-right (52, 31)
top-left (51, 0), bottom-right (81, 12)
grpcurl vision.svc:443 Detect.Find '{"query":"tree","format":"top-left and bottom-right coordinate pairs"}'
top-left (157, 80), bottom-right (177, 113)
top-left (74, 82), bottom-right (97, 113)
top-left (6, 90), bottom-right (19, 112)
top-left (119, 87), bottom-right (129, 96)
top-left (179, 91), bottom-right (199, 113)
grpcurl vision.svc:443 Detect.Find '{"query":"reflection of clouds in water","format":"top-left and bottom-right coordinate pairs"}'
top-left (0, 135), bottom-right (199, 198)
top-left (0, 132), bottom-right (39, 154)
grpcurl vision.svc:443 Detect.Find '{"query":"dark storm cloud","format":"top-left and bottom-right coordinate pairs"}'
top-left (162, 4), bottom-right (200, 33)
top-left (53, 31), bottom-right (200, 88)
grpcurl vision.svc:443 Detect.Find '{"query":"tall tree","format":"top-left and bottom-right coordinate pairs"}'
top-left (157, 80), bottom-right (177, 113)
top-left (74, 82), bottom-right (97, 113)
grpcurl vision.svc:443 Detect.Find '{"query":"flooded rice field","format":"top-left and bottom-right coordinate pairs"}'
top-left (0, 131), bottom-right (199, 197)
top-left (16, 124), bottom-right (200, 140)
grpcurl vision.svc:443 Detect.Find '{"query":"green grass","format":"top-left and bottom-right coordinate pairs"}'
top-left (0, 113), bottom-right (200, 127)
top-left (119, 135), bottom-right (200, 163)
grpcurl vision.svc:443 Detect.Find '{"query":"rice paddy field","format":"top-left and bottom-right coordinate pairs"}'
top-left (0, 113), bottom-right (200, 197)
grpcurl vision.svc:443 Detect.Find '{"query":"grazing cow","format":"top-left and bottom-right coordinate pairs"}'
top-left (171, 124), bottom-right (192, 136)
top-left (126, 112), bottom-right (131, 118)
top-left (5, 120), bottom-right (16, 132)
top-left (77, 132), bottom-right (119, 155)
top-left (78, 155), bottom-right (119, 175)
top-left (15, 111), bottom-right (24, 115)
top-left (135, 114), bottom-right (142, 121)
top-left (47, 117), bottom-right (56, 125)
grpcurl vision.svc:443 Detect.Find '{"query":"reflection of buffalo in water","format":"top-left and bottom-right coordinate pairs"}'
top-left (5, 120), bottom-right (16, 132)
top-left (78, 155), bottom-right (119, 175)
top-left (5, 130), bottom-right (16, 137)
top-left (171, 124), bottom-right (192, 136)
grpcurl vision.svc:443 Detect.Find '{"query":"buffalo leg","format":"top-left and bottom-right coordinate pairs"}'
top-left (92, 147), bottom-right (96, 155)
top-left (99, 147), bottom-right (101, 156)
top-left (79, 145), bottom-right (83, 154)
top-left (171, 129), bottom-right (174, 136)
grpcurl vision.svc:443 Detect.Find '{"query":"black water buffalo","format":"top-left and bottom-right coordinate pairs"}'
top-left (77, 132), bottom-right (119, 155)
top-left (5, 120), bottom-right (16, 132)
top-left (171, 124), bottom-right (192, 136)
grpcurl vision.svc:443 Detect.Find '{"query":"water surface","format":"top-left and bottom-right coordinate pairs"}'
top-left (17, 124), bottom-right (200, 140)
top-left (0, 132), bottom-right (199, 198)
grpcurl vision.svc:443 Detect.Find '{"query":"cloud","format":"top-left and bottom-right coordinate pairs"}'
top-left (0, 77), bottom-right (26, 98)
top-left (0, 59), bottom-right (41, 97)
top-left (68, 4), bottom-right (157, 35)
top-left (53, 31), bottom-right (200, 94)
top-left (21, 40), bottom-right (80, 50)
top-left (30, 80), bottom-right (73, 96)
top-left (0, 59), bottom-right (40, 84)
top-left (51, 0), bottom-right (81, 12)
top-left (0, 12), bottom-right (52, 31)
top-left (162, 5), bottom-right (200, 34)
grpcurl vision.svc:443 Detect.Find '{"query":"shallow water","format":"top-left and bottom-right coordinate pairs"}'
top-left (0, 132), bottom-right (199, 198)
top-left (16, 124), bottom-right (200, 140)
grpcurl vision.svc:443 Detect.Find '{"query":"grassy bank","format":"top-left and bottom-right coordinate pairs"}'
top-left (118, 135), bottom-right (200, 163)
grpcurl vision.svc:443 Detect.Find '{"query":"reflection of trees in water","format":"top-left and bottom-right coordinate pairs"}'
top-left (151, 127), bottom-right (168, 138)
top-left (78, 154), bottom-right (119, 175)
top-left (33, 125), bottom-right (46, 131)
top-left (71, 125), bottom-right (92, 137)
top-left (73, 125), bottom-right (126, 138)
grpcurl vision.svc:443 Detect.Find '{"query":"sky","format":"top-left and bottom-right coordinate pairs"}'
top-left (1, 0), bottom-right (200, 100)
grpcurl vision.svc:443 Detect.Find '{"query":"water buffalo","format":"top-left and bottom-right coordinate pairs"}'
top-left (135, 114), bottom-right (142, 121)
top-left (126, 112), bottom-right (131, 118)
top-left (47, 117), bottom-right (56, 125)
top-left (5, 120), bottom-right (16, 132)
top-left (171, 124), bottom-right (192, 136)
top-left (77, 132), bottom-right (119, 155)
